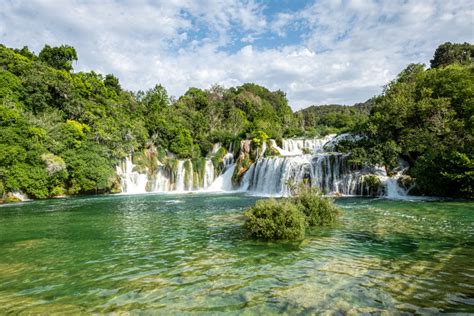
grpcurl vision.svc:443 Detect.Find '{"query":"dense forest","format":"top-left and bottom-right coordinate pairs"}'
top-left (0, 42), bottom-right (472, 201)
top-left (338, 42), bottom-right (473, 198)
top-left (295, 99), bottom-right (374, 135)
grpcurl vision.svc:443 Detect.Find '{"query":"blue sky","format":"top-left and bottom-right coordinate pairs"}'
top-left (1, 0), bottom-right (473, 109)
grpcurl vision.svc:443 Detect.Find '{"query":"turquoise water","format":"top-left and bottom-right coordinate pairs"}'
top-left (0, 194), bottom-right (473, 314)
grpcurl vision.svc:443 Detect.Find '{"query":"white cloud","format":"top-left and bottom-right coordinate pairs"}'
top-left (0, 0), bottom-right (472, 110)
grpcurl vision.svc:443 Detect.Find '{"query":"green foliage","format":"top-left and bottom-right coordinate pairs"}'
top-left (251, 130), bottom-right (269, 147)
top-left (430, 42), bottom-right (474, 69)
top-left (290, 186), bottom-right (341, 226)
top-left (244, 185), bottom-right (341, 240)
top-left (191, 157), bottom-right (206, 188)
top-left (4, 163), bottom-right (50, 199)
top-left (13, 46), bottom-right (37, 60)
top-left (104, 74), bottom-right (121, 93)
top-left (264, 141), bottom-right (280, 157)
top-left (340, 44), bottom-right (473, 197)
top-left (39, 44), bottom-right (78, 71)
top-left (0, 43), bottom-right (149, 199)
top-left (211, 147), bottom-right (228, 171)
top-left (295, 101), bottom-right (371, 135)
top-left (244, 199), bottom-right (306, 241)
top-left (0, 41), bottom-right (471, 200)
top-left (361, 175), bottom-right (384, 197)
top-left (170, 129), bottom-right (194, 159)
top-left (63, 144), bottom-right (115, 194)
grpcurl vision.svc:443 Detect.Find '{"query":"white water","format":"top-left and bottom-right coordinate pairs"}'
top-left (381, 161), bottom-right (412, 199)
top-left (203, 160), bottom-right (215, 189)
top-left (117, 151), bottom-right (236, 194)
top-left (280, 134), bottom-right (336, 155)
top-left (116, 157), bottom-right (149, 194)
top-left (240, 153), bottom-right (379, 197)
top-left (118, 135), bottom-right (409, 198)
top-left (11, 191), bottom-right (30, 201)
top-left (175, 161), bottom-right (186, 192)
top-left (207, 164), bottom-right (236, 192)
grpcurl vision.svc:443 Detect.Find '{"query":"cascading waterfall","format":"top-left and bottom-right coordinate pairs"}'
top-left (117, 157), bottom-right (219, 194)
top-left (117, 135), bottom-right (408, 197)
top-left (174, 161), bottom-right (186, 192)
top-left (240, 153), bottom-right (378, 196)
top-left (203, 160), bottom-right (215, 188)
top-left (280, 134), bottom-right (336, 155)
top-left (116, 157), bottom-right (149, 194)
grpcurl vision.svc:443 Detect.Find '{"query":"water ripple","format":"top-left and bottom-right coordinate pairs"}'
top-left (0, 195), bottom-right (472, 313)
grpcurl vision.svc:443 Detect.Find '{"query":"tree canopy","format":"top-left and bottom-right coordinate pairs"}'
top-left (337, 45), bottom-right (473, 198)
top-left (430, 42), bottom-right (474, 69)
top-left (0, 42), bottom-right (472, 200)
top-left (38, 44), bottom-right (78, 71)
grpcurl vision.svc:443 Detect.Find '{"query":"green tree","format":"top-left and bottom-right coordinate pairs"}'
top-left (39, 44), bottom-right (78, 71)
top-left (104, 74), bottom-right (121, 94)
top-left (430, 42), bottom-right (474, 69)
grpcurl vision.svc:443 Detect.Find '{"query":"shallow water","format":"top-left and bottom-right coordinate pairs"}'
top-left (0, 194), bottom-right (473, 314)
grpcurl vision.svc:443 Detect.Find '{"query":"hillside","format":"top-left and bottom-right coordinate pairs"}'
top-left (0, 42), bottom-right (472, 200)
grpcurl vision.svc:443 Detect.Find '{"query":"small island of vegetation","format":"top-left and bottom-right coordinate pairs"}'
top-left (245, 185), bottom-right (341, 240)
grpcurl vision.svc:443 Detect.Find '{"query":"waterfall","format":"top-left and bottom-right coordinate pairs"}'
top-left (118, 157), bottom-right (219, 194)
top-left (223, 153), bottom-right (234, 168)
top-left (116, 157), bottom-right (148, 194)
top-left (203, 160), bottom-right (215, 189)
top-left (385, 178), bottom-right (407, 198)
top-left (117, 136), bottom-right (409, 197)
top-left (281, 134), bottom-right (336, 155)
top-left (211, 143), bottom-right (222, 154)
top-left (240, 153), bottom-right (373, 196)
top-left (207, 164), bottom-right (236, 192)
top-left (152, 167), bottom-right (172, 192)
top-left (382, 161), bottom-right (410, 199)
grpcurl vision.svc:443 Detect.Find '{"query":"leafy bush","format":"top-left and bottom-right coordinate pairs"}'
top-left (244, 199), bottom-right (306, 241)
top-left (244, 185), bottom-right (341, 241)
top-left (291, 186), bottom-right (341, 226)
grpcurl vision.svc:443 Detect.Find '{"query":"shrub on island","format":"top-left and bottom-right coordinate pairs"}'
top-left (291, 186), bottom-right (340, 227)
top-left (244, 185), bottom-right (341, 241)
top-left (244, 199), bottom-right (306, 240)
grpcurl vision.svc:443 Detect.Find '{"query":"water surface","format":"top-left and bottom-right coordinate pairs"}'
top-left (0, 194), bottom-right (473, 314)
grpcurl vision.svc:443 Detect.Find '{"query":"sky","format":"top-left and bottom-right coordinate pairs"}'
top-left (1, 0), bottom-right (472, 110)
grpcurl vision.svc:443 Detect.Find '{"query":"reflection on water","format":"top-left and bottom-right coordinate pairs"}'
top-left (0, 194), bottom-right (473, 313)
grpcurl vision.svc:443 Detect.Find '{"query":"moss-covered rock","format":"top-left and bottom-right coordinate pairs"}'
top-left (2, 193), bottom-right (22, 203)
top-left (232, 155), bottom-right (252, 185)
top-left (264, 140), bottom-right (280, 157)
top-left (232, 140), bottom-right (254, 185)
top-left (362, 175), bottom-right (384, 196)
top-left (191, 157), bottom-right (206, 189)
top-left (397, 175), bottom-right (420, 195)
top-left (211, 147), bottom-right (227, 172)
